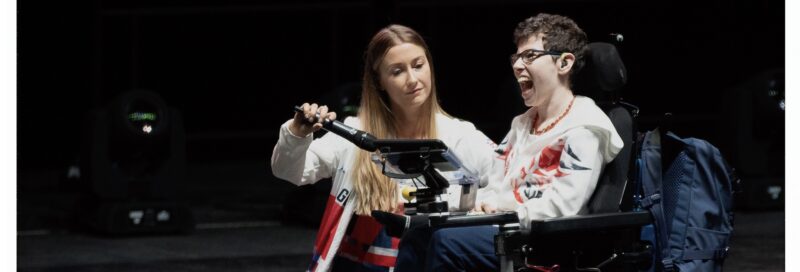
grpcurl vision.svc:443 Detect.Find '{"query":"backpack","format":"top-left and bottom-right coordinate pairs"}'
top-left (635, 129), bottom-right (737, 271)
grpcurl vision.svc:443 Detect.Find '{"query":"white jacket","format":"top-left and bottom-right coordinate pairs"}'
top-left (270, 113), bottom-right (497, 271)
top-left (477, 96), bottom-right (624, 229)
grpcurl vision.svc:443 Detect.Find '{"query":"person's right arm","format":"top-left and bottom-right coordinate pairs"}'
top-left (474, 117), bottom-right (518, 214)
top-left (270, 103), bottom-right (339, 186)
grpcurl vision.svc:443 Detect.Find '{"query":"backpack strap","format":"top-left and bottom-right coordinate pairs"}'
top-left (639, 193), bottom-right (661, 208)
top-left (683, 247), bottom-right (730, 260)
top-left (639, 130), bottom-right (678, 271)
top-left (661, 258), bottom-right (675, 272)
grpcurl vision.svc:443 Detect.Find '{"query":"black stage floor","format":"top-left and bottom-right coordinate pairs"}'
top-left (17, 211), bottom-right (784, 271)
top-left (17, 161), bottom-right (784, 271)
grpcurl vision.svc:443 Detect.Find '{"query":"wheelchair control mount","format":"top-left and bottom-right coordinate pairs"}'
top-left (292, 106), bottom-right (478, 215)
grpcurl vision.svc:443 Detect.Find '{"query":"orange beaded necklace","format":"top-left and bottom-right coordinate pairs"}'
top-left (532, 96), bottom-right (575, 135)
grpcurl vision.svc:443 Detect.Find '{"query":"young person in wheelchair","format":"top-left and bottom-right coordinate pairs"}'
top-left (392, 13), bottom-right (625, 271)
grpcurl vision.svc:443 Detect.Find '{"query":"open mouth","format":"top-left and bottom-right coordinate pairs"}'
top-left (518, 78), bottom-right (533, 93)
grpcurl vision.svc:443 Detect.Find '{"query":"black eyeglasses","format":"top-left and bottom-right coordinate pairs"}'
top-left (510, 49), bottom-right (563, 65)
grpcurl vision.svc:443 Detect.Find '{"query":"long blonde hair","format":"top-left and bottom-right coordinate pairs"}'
top-left (352, 24), bottom-right (445, 215)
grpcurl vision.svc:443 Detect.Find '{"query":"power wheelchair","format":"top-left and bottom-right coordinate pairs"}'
top-left (499, 41), bottom-right (651, 272)
top-left (406, 41), bottom-right (654, 272)
top-left (308, 41), bottom-right (655, 271)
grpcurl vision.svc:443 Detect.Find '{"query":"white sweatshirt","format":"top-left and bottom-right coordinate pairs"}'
top-left (477, 96), bottom-right (624, 230)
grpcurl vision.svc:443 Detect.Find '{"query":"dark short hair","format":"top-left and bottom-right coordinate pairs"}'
top-left (513, 13), bottom-right (589, 77)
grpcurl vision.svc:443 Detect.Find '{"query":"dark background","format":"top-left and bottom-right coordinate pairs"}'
top-left (16, 0), bottom-right (785, 269)
top-left (18, 0), bottom-right (786, 222)
top-left (20, 0), bottom-right (786, 208)
top-left (19, 0), bottom-right (786, 218)
top-left (18, 0), bottom-right (784, 168)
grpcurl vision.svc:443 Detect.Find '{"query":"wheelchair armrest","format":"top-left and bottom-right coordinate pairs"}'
top-left (528, 210), bottom-right (652, 235)
top-left (429, 212), bottom-right (519, 228)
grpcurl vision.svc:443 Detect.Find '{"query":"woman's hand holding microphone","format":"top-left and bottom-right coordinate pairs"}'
top-left (290, 103), bottom-right (338, 137)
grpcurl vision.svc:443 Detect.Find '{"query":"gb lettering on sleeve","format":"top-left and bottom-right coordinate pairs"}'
top-left (336, 189), bottom-right (350, 204)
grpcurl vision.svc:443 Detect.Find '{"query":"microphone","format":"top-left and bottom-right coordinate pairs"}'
top-left (294, 105), bottom-right (378, 152)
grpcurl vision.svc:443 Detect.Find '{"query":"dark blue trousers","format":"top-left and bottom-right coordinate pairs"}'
top-left (395, 225), bottom-right (499, 272)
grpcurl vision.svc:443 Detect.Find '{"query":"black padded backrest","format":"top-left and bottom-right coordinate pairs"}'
top-left (587, 106), bottom-right (633, 213)
top-left (579, 42), bottom-right (635, 214)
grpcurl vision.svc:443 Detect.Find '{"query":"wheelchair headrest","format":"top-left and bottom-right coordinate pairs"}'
top-left (574, 42), bottom-right (627, 97)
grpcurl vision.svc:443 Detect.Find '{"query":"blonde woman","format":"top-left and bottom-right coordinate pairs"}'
top-left (270, 24), bottom-right (497, 272)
